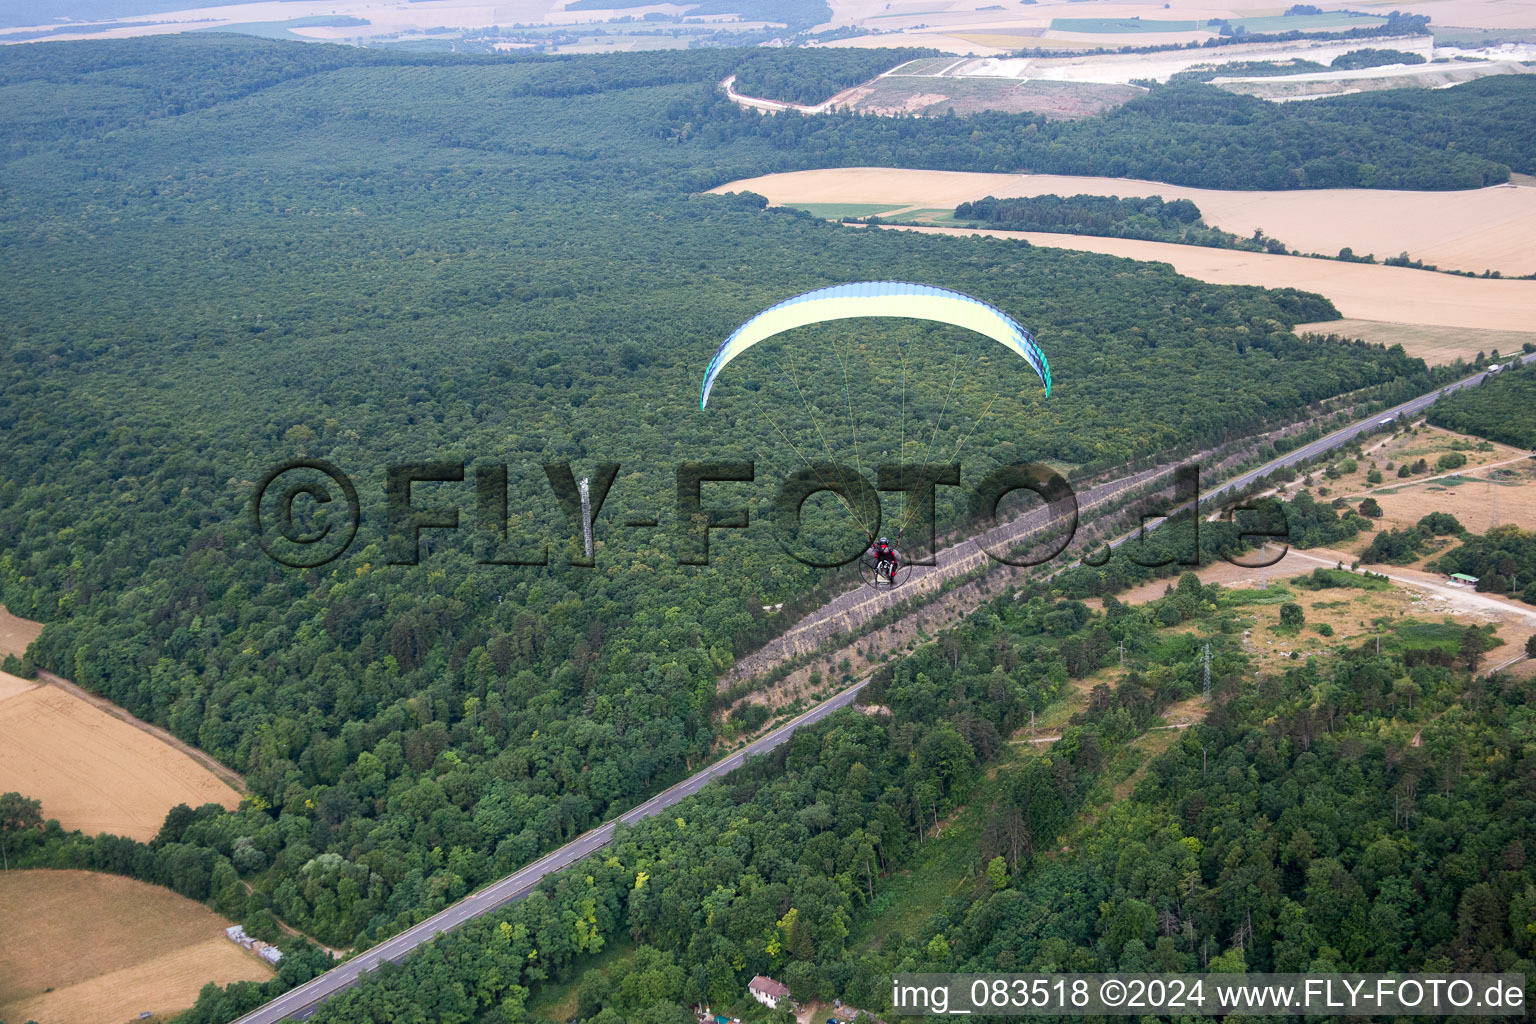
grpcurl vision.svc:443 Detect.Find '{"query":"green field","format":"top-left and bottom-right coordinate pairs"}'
top-left (1388, 618), bottom-right (1498, 654)
top-left (1050, 17), bottom-right (1203, 33)
top-left (197, 15), bottom-right (368, 39)
top-left (1229, 12), bottom-right (1385, 31)
top-left (790, 202), bottom-right (915, 219)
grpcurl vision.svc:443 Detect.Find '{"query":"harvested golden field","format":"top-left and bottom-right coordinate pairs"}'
top-left (0, 669), bottom-right (34, 701)
top-left (1291, 319), bottom-right (1536, 365)
top-left (0, 670), bottom-right (240, 841)
top-left (877, 224), bottom-right (1536, 334)
top-left (816, 0), bottom-right (1404, 53)
top-left (1374, 0), bottom-right (1536, 29)
top-left (713, 167), bottom-right (1536, 275)
top-left (0, 605), bottom-right (42, 661)
top-left (0, 869), bottom-right (272, 1024)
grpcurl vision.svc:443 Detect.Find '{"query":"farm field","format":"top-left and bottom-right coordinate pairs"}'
top-left (712, 167), bottom-right (1536, 275)
top-left (1290, 319), bottom-right (1536, 363)
top-left (817, 0), bottom-right (1536, 51)
top-left (0, 605), bottom-right (42, 660)
top-left (0, 616), bottom-right (242, 840)
top-left (872, 223), bottom-right (1536, 336)
top-left (0, 869), bottom-right (272, 1024)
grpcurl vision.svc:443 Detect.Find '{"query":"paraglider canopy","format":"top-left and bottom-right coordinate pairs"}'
top-left (701, 282), bottom-right (1050, 409)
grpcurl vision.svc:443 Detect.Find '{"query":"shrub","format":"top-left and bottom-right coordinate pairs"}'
top-left (1417, 512), bottom-right (1462, 535)
top-left (731, 702), bottom-right (771, 730)
top-left (1436, 452), bottom-right (1467, 471)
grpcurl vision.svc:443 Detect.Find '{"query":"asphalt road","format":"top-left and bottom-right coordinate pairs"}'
top-left (730, 459), bottom-right (1176, 680)
top-left (234, 680), bottom-right (868, 1023)
top-left (234, 353), bottom-right (1532, 1024)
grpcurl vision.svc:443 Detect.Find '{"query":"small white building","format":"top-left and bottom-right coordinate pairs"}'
top-left (748, 975), bottom-right (790, 1009)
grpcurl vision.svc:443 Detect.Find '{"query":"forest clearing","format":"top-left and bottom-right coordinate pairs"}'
top-left (713, 167), bottom-right (1536, 275)
top-left (0, 869), bottom-right (272, 1024)
top-left (0, 616), bottom-right (241, 841)
top-left (1258, 423), bottom-right (1536, 544)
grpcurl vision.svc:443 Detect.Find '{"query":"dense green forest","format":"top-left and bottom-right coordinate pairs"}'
top-left (681, 72), bottom-right (1535, 188)
top-left (1, 35), bottom-right (1420, 958)
top-left (1330, 46), bottom-right (1427, 69)
top-left (953, 194), bottom-right (1288, 252)
top-left (1428, 361), bottom-right (1536, 448)
top-left (0, 36), bottom-right (1528, 1023)
top-left (728, 47), bottom-right (936, 105)
top-left (1170, 58), bottom-right (1328, 83)
top-left (139, 546), bottom-right (1536, 1022)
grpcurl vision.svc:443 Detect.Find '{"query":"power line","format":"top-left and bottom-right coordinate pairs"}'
top-left (1202, 643), bottom-right (1212, 704)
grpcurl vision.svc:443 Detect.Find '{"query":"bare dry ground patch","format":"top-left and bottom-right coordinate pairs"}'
top-left (0, 612), bottom-right (241, 840)
top-left (1370, 473), bottom-right (1536, 539)
top-left (713, 167), bottom-right (1536, 275)
top-left (1217, 59), bottom-right (1532, 100)
top-left (1274, 424), bottom-right (1534, 549)
top-left (0, 869), bottom-right (271, 1024)
top-left (842, 75), bottom-right (1144, 116)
